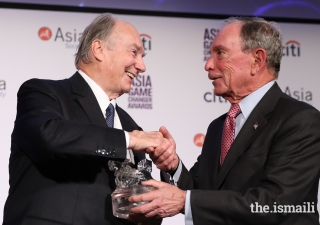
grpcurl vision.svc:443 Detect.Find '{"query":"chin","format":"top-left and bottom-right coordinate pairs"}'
top-left (213, 90), bottom-right (223, 96)
top-left (122, 87), bottom-right (132, 94)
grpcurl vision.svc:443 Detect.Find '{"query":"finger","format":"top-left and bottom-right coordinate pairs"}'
top-left (150, 139), bottom-right (171, 158)
top-left (145, 210), bottom-right (160, 218)
top-left (146, 146), bottom-right (155, 154)
top-left (159, 126), bottom-right (176, 153)
top-left (130, 202), bottom-right (154, 214)
top-left (141, 179), bottom-right (164, 189)
top-left (129, 192), bottom-right (152, 203)
top-left (159, 126), bottom-right (173, 140)
top-left (155, 155), bottom-right (178, 171)
top-left (155, 144), bottom-right (174, 161)
top-left (151, 144), bottom-right (177, 169)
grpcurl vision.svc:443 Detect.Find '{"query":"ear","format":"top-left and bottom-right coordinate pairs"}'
top-left (91, 39), bottom-right (105, 62)
top-left (251, 48), bottom-right (267, 75)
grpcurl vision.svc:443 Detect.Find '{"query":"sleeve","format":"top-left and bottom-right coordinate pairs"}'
top-left (12, 79), bottom-right (127, 163)
top-left (189, 106), bottom-right (320, 225)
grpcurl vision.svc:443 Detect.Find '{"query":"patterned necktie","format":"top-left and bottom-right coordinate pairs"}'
top-left (220, 103), bottom-right (241, 165)
top-left (106, 103), bottom-right (114, 128)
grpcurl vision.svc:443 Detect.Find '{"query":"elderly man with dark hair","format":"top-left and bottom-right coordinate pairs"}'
top-left (3, 13), bottom-right (168, 225)
top-left (130, 17), bottom-right (320, 225)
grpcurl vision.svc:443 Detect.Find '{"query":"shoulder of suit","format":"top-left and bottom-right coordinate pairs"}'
top-left (280, 92), bottom-right (318, 112)
top-left (20, 77), bottom-right (71, 99)
top-left (270, 92), bottom-right (320, 122)
top-left (208, 113), bottom-right (227, 129)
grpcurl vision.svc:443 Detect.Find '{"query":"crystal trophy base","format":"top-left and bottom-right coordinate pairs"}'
top-left (112, 185), bottom-right (156, 219)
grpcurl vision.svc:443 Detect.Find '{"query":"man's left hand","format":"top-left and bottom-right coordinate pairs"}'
top-left (146, 126), bottom-right (179, 171)
top-left (129, 180), bottom-right (186, 218)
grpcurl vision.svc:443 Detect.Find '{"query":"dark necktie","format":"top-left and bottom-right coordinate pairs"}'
top-left (106, 103), bottom-right (114, 128)
top-left (220, 103), bottom-right (241, 165)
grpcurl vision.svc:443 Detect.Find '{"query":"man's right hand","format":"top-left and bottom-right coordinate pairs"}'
top-left (128, 130), bottom-right (164, 152)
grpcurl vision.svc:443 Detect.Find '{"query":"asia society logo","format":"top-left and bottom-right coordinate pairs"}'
top-left (284, 86), bottom-right (312, 104)
top-left (140, 34), bottom-right (152, 51)
top-left (283, 40), bottom-right (301, 57)
top-left (204, 91), bottom-right (227, 103)
top-left (38, 27), bottom-right (82, 49)
top-left (128, 74), bottom-right (152, 109)
top-left (38, 27), bottom-right (52, 41)
top-left (203, 28), bottom-right (219, 61)
top-left (194, 133), bottom-right (205, 147)
top-left (0, 80), bottom-right (6, 98)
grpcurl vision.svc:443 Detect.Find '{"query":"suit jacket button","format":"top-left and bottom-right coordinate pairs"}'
top-left (101, 149), bottom-right (106, 155)
top-left (95, 149), bottom-right (101, 154)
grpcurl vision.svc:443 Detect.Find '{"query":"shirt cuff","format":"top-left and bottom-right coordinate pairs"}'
top-left (185, 190), bottom-right (194, 225)
top-left (124, 131), bottom-right (129, 149)
top-left (167, 158), bottom-right (182, 186)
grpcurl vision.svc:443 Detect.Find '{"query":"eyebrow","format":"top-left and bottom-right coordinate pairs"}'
top-left (211, 45), bottom-right (227, 52)
top-left (130, 43), bottom-right (146, 57)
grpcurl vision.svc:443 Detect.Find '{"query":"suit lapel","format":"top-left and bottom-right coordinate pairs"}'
top-left (69, 72), bottom-right (146, 164)
top-left (204, 115), bottom-right (225, 189)
top-left (116, 106), bottom-right (141, 132)
top-left (214, 83), bottom-right (283, 189)
top-left (69, 72), bottom-right (107, 127)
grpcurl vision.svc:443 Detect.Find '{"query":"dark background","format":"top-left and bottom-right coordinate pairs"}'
top-left (1, 0), bottom-right (320, 22)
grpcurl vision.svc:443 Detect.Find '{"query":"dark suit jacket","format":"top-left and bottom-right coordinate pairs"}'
top-left (178, 83), bottom-right (320, 225)
top-left (3, 72), bottom-right (145, 225)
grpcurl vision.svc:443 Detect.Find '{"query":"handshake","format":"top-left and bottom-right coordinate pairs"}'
top-left (123, 126), bottom-right (186, 224)
top-left (128, 126), bottom-right (179, 172)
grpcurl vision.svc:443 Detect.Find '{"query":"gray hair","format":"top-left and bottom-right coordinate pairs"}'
top-left (75, 13), bottom-right (117, 69)
top-left (224, 17), bottom-right (282, 78)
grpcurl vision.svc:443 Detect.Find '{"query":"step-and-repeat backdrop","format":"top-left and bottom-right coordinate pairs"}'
top-left (0, 7), bottom-right (319, 224)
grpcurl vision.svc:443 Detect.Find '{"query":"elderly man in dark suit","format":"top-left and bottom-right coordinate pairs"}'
top-left (3, 13), bottom-right (168, 225)
top-left (130, 17), bottom-right (320, 225)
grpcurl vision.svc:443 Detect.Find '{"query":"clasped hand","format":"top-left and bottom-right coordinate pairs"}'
top-left (128, 126), bottom-right (179, 171)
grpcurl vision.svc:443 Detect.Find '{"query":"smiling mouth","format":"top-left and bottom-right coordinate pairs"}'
top-left (126, 72), bottom-right (135, 79)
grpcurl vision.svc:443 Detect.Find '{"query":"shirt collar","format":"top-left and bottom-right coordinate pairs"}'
top-left (239, 80), bottom-right (275, 119)
top-left (78, 70), bottom-right (116, 115)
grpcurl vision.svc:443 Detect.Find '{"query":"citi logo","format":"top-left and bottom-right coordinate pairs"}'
top-left (38, 27), bottom-right (52, 41)
top-left (0, 80), bottom-right (6, 98)
top-left (204, 91), bottom-right (228, 103)
top-left (140, 34), bottom-right (152, 51)
top-left (283, 40), bottom-right (300, 57)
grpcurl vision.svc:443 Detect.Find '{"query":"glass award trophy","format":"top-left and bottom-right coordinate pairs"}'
top-left (108, 159), bottom-right (156, 219)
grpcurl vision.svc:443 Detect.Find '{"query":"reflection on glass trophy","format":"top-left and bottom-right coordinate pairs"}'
top-left (108, 159), bottom-right (156, 219)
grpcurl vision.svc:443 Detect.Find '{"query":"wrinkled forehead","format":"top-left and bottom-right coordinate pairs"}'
top-left (113, 21), bottom-right (144, 49)
top-left (211, 23), bottom-right (242, 48)
top-left (113, 21), bottom-right (140, 41)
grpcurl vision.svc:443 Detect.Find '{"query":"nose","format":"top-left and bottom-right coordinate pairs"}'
top-left (135, 57), bottom-right (146, 73)
top-left (205, 56), bottom-right (214, 71)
